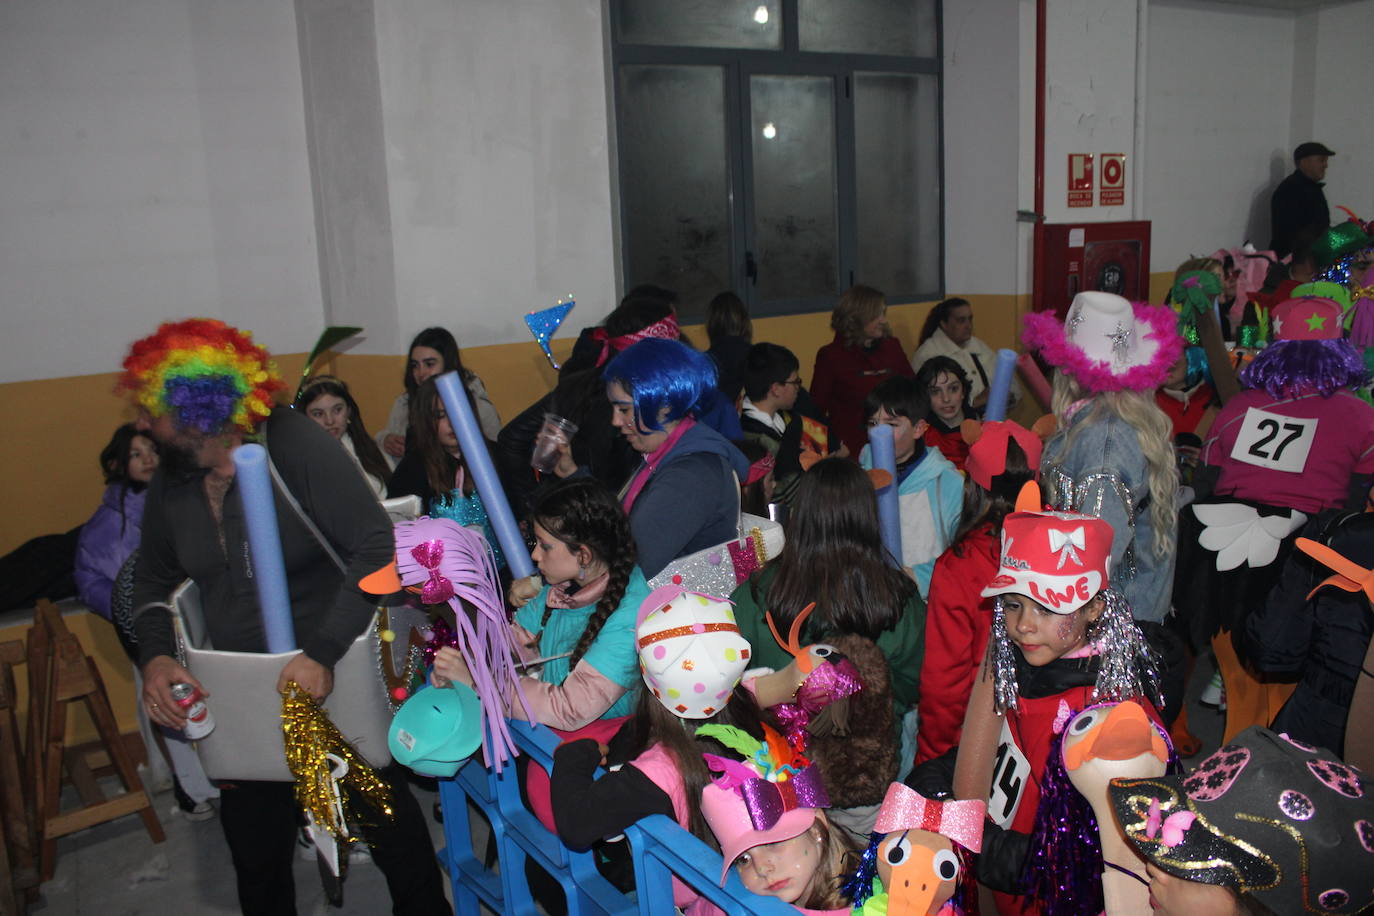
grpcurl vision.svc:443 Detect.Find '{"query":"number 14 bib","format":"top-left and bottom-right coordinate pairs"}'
top-left (1229, 407), bottom-right (1318, 473)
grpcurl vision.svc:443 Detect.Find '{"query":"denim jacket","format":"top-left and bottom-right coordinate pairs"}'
top-left (1041, 410), bottom-right (1174, 622)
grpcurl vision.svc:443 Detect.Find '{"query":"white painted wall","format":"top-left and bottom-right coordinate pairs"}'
top-left (6, 0), bottom-right (1369, 385)
top-left (943, 0), bottom-right (1026, 297)
top-left (1041, 0), bottom-right (1141, 224)
top-left (1311, 1), bottom-right (1374, 221)
top-left (1144, 0), bottom-right (1295, 271)
top-left (0, 0), bottom-right (323, 383)
top-left (373, 0), bottom-right (619, 350)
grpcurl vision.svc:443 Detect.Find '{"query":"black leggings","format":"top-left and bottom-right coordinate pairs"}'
top-left (218, 765), bottom-right (447, 915)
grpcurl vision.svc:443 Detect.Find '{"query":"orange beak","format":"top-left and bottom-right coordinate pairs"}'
top-left (1064, 701), bottom-right (1168, 770)
top-left (358, 561), bottom-right (402, 595)
top-left (888, 847), bottom-right (941, 916)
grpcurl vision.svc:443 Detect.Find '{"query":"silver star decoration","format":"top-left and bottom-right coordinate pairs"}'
top-left (1106, 321), bottom-right (1133, 363)
top-left (1066, 305), bottom-right (1085, 338)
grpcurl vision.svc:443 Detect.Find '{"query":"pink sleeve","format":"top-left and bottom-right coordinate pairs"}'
top-left (508, 659), bottom-right (627, 731)
top-left (628, 744), bottom-right (690, 827)
top-left (510, 622), bottom-right (541, 665)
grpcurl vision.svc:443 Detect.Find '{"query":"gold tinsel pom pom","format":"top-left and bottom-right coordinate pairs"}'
top-left (281, 682), bottom-right (393, 841)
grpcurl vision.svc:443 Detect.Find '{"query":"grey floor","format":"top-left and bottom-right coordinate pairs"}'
top-left (24, 658), bottom-right (1225, 915)
top-left (28, 777), bottom-right (454, 916)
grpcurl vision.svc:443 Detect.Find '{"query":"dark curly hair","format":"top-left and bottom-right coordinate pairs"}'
top-left (529, 477), bottom-right (637, 668)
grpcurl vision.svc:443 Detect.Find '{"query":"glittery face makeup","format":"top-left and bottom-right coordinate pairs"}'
top-left (1000, 594), bottom-right (1092, 666)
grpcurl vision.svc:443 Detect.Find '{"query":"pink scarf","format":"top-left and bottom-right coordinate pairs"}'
top-left (544, 571), bottom-right (610, 610)
top-left (621, 416), bottom-right (696, 513)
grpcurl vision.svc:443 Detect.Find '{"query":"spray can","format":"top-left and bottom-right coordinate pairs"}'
top-left (170, 682), bottom-right (216, 739)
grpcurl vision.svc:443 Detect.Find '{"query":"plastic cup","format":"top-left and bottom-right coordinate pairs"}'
top-left (531, 414), bottom-right (578, 473)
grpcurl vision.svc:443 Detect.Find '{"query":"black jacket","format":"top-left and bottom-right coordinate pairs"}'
top-left (1245, 510), bottom-right (1374, 757)
top-left (1270, 169), bottom-right (1329, 258)
top-left (132, 407), bottom-right (393, 669)
top-left (493, 388), bottom-right (639, 520)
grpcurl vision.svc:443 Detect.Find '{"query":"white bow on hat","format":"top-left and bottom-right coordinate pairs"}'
top-left (1049, 526), bottom-right (1086, 568)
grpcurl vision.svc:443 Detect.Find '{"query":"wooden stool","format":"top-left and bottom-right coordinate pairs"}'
top-left (26, 601), bottom-right (163, 883)
top-left (0, 639), bottom-right (36, 915)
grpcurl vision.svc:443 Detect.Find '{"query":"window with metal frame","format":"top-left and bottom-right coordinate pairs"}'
top-left (610, 0), bottom-right (943, 323)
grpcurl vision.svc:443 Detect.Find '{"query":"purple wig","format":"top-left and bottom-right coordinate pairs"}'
top-left (1240, 338), bottom-right (1368, 399)
top-left (1020, 709), bottom-right (1184, 916)
top-left (1020, 727), bottom-right (1104, 916)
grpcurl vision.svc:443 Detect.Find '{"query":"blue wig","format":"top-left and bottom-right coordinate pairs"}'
top-left (1182, 345), bottom-right (1211, 390)
top-left (603, 338), bottom-right (717, 432)
top-left (1240, 338), bottom-right (1369, 399)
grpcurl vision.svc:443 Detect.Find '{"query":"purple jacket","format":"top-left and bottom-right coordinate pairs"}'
top-left (74, 484), bottom-right (145, 620)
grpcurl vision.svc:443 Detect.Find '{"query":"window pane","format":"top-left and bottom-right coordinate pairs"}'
top-left (799, 0), bottom-right (937, 58)
top-left (617, 65), bottom-right (731, 318)
top-left (855, 72), bottom-right (940, 296)
top-left (749, 75), bottom-right (838, 303)
top-left (616, 0), bottom-right (781, 50)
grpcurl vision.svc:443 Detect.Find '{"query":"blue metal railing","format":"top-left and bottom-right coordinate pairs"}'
top-left (436, 720), bottom-right (794, 915)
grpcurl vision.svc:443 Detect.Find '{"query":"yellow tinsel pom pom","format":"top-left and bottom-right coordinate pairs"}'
top-left (280, 683), bottom-right (393, 841)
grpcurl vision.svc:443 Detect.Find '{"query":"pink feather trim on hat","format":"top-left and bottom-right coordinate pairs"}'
top-left (1023, 302), bottom-right (1183, 393)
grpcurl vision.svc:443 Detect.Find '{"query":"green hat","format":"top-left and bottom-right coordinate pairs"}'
top-left (388, 683), bottom-right (483, 777)
top-left (1292, 281), bottom-right (1353, 312)
top-left (1311, 221), bottom-right (1373, 269)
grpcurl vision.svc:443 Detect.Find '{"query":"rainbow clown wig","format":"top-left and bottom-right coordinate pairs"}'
top-left (119, 319), bottom-right (286, 434)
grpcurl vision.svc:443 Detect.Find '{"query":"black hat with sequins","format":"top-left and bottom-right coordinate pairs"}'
top-left (1108, 726), bottom-right (1374, 915)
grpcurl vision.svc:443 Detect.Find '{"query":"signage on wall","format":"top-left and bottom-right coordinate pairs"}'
top-left (1099, 153), bottom-right (1126, 206)
top-left (1067, 154), bottom-right (1094, 208)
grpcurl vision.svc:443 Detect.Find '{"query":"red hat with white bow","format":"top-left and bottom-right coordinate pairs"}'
top-left (981, 482), bottom-right (1114, 614)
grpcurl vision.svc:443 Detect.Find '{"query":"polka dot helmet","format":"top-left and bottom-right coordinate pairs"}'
top-left (635, 585), bottom-right (751, 719)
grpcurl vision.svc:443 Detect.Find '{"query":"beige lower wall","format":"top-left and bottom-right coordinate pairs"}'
top-left (3, 276), bottom-right (1184, 734)
top-left (0, 291), bottom-right (1031, 555)
top-left (2, 607), bottom-right (140, 746)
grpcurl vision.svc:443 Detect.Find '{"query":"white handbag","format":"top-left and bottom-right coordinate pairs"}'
top-left (167, 440), bottom-right (396, 782)
top-left (171, 580), bottom-right (394, 782)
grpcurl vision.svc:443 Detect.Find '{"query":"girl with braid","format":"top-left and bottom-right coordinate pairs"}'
top-left (433, 477), bottom-right (647, 726)
top-left (432, 477), bottom-right (649, 827)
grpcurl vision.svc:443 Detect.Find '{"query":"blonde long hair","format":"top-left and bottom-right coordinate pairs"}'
top-left (798, 814), bottom-right (859, 910)
top-left (1049, 371), bottom-right (1177, 558)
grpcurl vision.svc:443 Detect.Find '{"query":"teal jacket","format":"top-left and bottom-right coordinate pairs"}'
top-left (514, 567), bottom-right (649, 720)
top-left (859, 444), bottom-right (964, 597)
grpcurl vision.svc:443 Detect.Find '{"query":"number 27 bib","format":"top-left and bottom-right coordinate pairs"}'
top-left (1229, 407), bottom-right (1317, 474)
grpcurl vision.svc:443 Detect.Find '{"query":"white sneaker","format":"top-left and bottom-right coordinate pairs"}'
top-left (1199, 671), bottom-right (1224, 708)
top-left (170, 801), bottom-right (215, 822)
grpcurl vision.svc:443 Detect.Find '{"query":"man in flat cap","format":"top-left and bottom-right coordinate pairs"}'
top-left (1270, 141), bottom-right (1335, 258)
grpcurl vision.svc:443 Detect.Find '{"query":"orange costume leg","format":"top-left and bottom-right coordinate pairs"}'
top-left (1212, 631), bottom-right (1297, 744)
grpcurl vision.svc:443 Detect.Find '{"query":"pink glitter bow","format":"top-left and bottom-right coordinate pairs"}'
top-left (392, 517), bottom-right (533, 772)
top-left (738, 766), bottom-right (829, 830)
top-left (874, 782), bottom-right (986, 853)
top-left (773, 656), bottom-right (863, 743)
top-left (410, 539), bottom-right (455, 604)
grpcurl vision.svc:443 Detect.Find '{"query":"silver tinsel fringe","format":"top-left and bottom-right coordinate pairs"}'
top-left (989, 591), bottom-right (1163, 714)
top-left (1091, 589), bottom-right (1163, 708)
top-left (991, 597), bottom-right (1021, 714)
